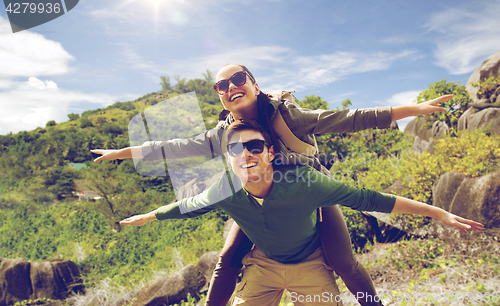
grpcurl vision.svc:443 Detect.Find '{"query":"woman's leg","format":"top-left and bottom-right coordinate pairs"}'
top-left (205, 221), bottom-right (254, 306)
top-left (320, 205), bottom-right (383, 306)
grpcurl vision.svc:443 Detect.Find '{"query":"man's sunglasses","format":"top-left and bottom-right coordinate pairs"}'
top-left (227, 139), bottom-right (270, 157)
top-left (213, 71), bottom-right (248, 95)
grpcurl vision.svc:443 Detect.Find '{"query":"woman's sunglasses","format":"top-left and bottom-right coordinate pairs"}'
top-left (213, 71), bottom-right (248, 95)
top-left (227, 139), bottom-right (270, 157)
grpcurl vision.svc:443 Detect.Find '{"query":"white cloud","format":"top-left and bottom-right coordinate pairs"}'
top-left (0, 78), bottom-right (125, 134)
top-left (386, 90), bottom-right (421, 106)
top-left (121, 44), bottom-right (417, 93)
top-left (0, 17), bottom-right (74, 77)
top-left (427, 1), bottom-right (500, 75)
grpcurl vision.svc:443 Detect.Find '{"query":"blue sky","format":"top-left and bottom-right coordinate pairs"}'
top-left (1, 0), bottom-right (500, 135)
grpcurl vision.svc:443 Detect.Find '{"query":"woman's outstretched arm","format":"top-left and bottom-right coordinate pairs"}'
top-left (91, 146), bottom-right (143, 162)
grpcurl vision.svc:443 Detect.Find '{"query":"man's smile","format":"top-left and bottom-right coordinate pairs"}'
top-left (240, 161), bottom-right (258, 169)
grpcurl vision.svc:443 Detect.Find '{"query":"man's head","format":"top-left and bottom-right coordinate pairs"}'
top-left (226, 119), bottom-right (275, 184)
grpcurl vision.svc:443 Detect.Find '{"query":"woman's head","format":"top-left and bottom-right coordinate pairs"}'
top-left (215, 64), bottom-right (260, 119)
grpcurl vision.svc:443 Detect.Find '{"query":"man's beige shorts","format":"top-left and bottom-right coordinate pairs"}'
top-left (232, 247), bottom-right (343, 306)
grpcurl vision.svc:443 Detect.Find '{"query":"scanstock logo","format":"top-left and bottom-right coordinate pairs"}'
top-left (3, 0), bottom-right (79, 33)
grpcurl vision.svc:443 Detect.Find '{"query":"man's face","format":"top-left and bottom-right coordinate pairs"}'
top-left (215, 65), bottom-right (260, 116)
top-left (227, 129), bottom-right (275, 184)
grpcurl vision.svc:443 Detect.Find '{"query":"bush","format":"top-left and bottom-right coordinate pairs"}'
top-left (80, 118), bottom-right (94, 128)
top-left (46, 120), bottom-right (56, 127)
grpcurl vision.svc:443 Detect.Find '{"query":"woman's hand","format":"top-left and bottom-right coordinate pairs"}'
top-left (120, 213), bottom-right (157, 226)
top-left (391, 94), bottom-right (452, 121)
top-left (416, 95), bottom-right (452, 115)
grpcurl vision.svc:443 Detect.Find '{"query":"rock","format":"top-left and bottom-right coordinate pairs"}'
top-left (133, 264), bottom-right (205, 306)
top-left (433, 171), bottom-right (500, 228)
top-left (176, 172), bottom-right (224, 201)
top-left (410, 136), bottom-right (437, 154)
top-left (457, 107), bottom-right (500, 135)
top-left (0, 258), bottom-right (84, 306)
top-left (466, 50), bottom-right (500, 104)
top-left (404, 115), bottom-right (449, 142)
top-left (404, 116), bottom-right (448, 153)
top-left (196, 252), bottom-right (219, 292)
top-left (432, 172), bottom-right (466, 212)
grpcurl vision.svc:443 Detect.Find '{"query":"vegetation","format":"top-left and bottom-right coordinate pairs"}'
top-left (415, 80), bottom-right (472, 135)
top-left (471, 75), bottom-right (500, 102)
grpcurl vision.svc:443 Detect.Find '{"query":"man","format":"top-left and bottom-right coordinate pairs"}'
top-left (120, 120), bottom-right (483, 306)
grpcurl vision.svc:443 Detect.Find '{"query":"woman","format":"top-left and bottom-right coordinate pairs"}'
top-left (92, 64), bottom-right (450, 306)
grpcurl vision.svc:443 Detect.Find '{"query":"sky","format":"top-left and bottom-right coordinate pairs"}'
top-left (1, 0), bottom-right (500, 135)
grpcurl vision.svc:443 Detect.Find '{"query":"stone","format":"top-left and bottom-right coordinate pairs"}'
top-left (133, 264), bottom-right (205, 306)
top-left (0, 258), bottom-right (84, 306)
top-left (432, 171), bottom-right (500, 228)
top-left (457, 107), bottom-right (500, 135)
top-left (466, 50), bottom-right (500, 104)
top-left (196, 252), bottom-right (219, 292)
top-left (404, 116), bottom-right (448, 153)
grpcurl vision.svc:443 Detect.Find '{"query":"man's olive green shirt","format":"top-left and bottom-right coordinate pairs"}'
top-left (154, 165), bottom-right (396, 264)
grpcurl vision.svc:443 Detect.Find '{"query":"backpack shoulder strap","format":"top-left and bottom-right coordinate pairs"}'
top-left (268, 91), bottom-right (317, 156)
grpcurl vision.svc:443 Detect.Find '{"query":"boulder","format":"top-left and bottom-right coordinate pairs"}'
top-left (404, 116), bottom-right (449, 142)
top-left (404, 116), bottom-right (448, 153)
top-left (196, 252), bottom-right (219, 292)
top-left (457, 106), bottom-right (500, 135)
top-left (176, 172), bottom-right (224, 201)
top-left (466, 50), bottom-right (500, 105)
top-left (432, 171), bottom-right (500, 228)
top-left (0, 258), bottom-right (84, 306)
top-left (459, 51), bottom-right (500, 135)
top-left (133, 264), bottom-right (205, 306)
top-left (410, 136), bottom-right (437, 154)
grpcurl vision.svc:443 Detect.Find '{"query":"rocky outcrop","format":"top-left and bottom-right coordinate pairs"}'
top-left (466, 50), bottom-right (500, 105)
top-left (196, 251), bottom-right (219, 292)
top-left (459, 51), bottom-right (500, 134)
top-left (432, 171), bottom-right (500, 228)
top-left (457, 107), bottom-right (500, 134)
top-left (404, 116), bottom-right (449, 153)
top-left (132, 264), bottom-right (205, 306)
top-left (0, 258), bottom-right (84, 306)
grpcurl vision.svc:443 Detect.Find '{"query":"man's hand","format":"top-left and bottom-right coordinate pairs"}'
top-left (91, 149), bottom-right (123, 162)
top-left (416, 95), bottom-right (451, 115)
top-left (120, 212), bottom-right (157, 226)
top-left (436, 210), bottom-right (484, 233)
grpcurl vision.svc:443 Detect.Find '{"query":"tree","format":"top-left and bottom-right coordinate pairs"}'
top-left (46, 120), bottom-right (56, 127)
top-left (298, 95), bottom-right (330, 110)
top-left (42, 166), bottom-right (79, 200)
top-left (68, 113), bottom-right (80, 121)
top-left (202, 69), bottom-right (215, 83)
top-left (160, 76), bottom-right (172, 92)
top-left (415, 80), bottom-right (471, 132)
top-left (342, 99), bottom-right (352, 110)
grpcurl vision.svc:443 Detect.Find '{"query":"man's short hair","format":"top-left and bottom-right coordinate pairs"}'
top-left (227, 119), bottom-right (274, 146)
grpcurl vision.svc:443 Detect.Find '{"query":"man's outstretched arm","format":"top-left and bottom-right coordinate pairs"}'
top-left (391, 196), bottom-right (484, 233)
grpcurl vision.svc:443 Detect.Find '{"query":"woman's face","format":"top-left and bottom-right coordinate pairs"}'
top-left (215, 65), bottom-right (260, 119)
